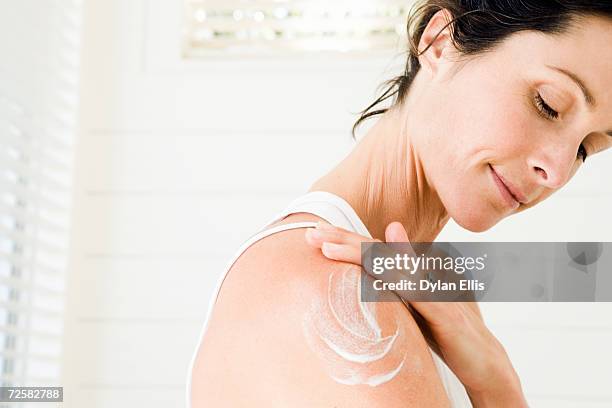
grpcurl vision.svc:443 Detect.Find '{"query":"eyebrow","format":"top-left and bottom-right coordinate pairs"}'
top-left (546, 65), bottom-right (612, 137)
top-left (546, 64), bottom-right (596, 109)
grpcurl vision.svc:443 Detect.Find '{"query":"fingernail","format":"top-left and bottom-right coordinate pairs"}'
top-left (306, 228), bottom-right (322, 240)
top-left (322, 242), bottom-right (341, 257)
top-left (317, 221), bottom-right (335, 230)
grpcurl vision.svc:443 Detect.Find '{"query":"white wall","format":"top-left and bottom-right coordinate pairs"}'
top-left (62, 1), bottom-right (612, 407)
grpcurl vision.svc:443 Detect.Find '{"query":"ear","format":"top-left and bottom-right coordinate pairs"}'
top-left (417, 9), bottom-right (457, 77)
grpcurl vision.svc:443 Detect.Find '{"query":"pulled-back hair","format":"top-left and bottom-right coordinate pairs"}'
top-left (351, 0), bottom-right (612, 139)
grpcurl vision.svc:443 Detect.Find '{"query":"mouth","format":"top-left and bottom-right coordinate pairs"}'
top-left (488, 164), bottom-right (525, 209)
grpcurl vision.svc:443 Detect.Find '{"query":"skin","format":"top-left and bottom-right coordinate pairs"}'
top-left (191, 10), bottom-right (612, 407)
top-left (191, 213), bottom-right (452, 407)
top-left (312, 11), bottom-right (612, 240)
top-left (307, 10), bottom-right (612, 406)
top-left (306, 220), bottom-right (526, 407)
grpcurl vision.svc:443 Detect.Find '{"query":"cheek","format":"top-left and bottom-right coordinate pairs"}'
top-left (423, 86), bottom-right (529, 200)
top-left (484, 108), bottom-right (535, 160)
top-left (437, 61), bottom-right (538, 162)
top-left (453, 89), bottom-right (534, 161)
top-left (415, 66), bottom-right (546, 230)
top-left (421, 84), bottom-right (535, 230)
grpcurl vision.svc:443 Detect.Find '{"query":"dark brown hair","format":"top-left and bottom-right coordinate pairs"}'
top-left (351, 0), bottom-right (612, 139)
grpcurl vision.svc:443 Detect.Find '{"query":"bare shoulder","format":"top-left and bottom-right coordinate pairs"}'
top-left (191, 215), bottom-right (450, 407)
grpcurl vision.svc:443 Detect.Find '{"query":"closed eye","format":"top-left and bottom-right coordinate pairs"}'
top-left (533, 93), bottom-right (587, 162)
top-left (534, 93), bottom-right (559, 120)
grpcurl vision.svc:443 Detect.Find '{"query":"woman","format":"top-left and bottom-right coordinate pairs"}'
top-left (187, 1), bottom-right (612, 406)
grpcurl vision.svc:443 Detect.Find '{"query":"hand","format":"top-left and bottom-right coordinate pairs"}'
top-left (305, 221), bottom-right (528, 408)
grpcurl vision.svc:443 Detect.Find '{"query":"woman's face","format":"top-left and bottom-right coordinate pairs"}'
top-left (412, 13), bottom-right (612, 232)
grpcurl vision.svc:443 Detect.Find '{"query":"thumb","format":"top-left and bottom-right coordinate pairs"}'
top-left (385, 221), bottom-right (409, 242)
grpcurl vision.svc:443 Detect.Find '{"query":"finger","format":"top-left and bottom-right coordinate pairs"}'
top-left (316, 221), bottom-right (376, 249)
top-left (304, 222), bottom-right (337, 248)
top-left (321, 242), bottom-right (362, 265)
top-left (361, 221), bottom-right (418, 285)
top-left (304, 228), bottom-right (324, 248)
top-left (305, 221), bottom-right (377, 249)
top-left (304, 221), bottom-right (381, 265)
top-left (385, 221), bottom-right (409, 243)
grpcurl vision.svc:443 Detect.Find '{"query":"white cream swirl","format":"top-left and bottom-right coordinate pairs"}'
top-left (302, 265), bottom-right (408, 386)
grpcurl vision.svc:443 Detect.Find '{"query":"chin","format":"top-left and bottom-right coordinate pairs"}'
top-left (447, 204), bottom-right (503, 233)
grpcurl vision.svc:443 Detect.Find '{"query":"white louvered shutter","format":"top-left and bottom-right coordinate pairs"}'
top-left (0, 0), bottom-right (82, 392)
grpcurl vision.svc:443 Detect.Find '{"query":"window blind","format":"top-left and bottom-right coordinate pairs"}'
top-left (0, 0), bottom-right (82, 396)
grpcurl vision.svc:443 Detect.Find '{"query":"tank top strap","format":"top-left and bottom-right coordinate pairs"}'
top-left (207, 221), bottom-right (318, 311)
top-left (186, 220), bottom-right (318, 408)
top-left (186, 191), bottom-right (471, 407)
top-left (242, 221), bottom-right (319, 252)
top-left (261, 190), bottom-right (372, 238)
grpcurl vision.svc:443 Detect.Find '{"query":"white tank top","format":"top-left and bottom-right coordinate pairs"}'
top-left (185, 190), bottom-right (472, 407)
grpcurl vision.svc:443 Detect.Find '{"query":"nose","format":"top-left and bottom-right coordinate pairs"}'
top-left (526, 145), bottom-right (576, 190)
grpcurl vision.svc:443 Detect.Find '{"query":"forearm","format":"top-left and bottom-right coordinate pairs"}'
top-left (466, 369), bottom-right (528, 408)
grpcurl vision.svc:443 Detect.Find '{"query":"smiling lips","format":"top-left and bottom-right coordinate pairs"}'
top-left (488, 164), bottom-right (527, 209)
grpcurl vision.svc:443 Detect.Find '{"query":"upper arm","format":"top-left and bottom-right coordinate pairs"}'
top-left (191, 227), bottom-right (450, 407)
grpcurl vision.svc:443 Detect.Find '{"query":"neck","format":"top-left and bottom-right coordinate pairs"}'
top-left (309, 103), bottom-right (449, 242)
